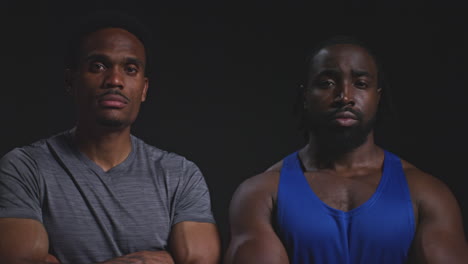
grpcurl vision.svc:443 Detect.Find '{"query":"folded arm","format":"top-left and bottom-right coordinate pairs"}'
top-left (98, 250), bottom-right (174, 264)
top-left (95, 221), bottom-right (222, 264)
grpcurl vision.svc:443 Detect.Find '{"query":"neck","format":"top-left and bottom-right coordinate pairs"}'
top-left (73, 124), bottom-right (132, 172)
top-left (299, 131), bottom-right (383, 172)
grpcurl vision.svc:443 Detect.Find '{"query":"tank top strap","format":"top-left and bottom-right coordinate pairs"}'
top-left (381, 150), bottom-right (413, 204)
top-left (382, 150), bottom-right (407, 188)
top-left (279, 152), bottom-right (309, 189)
top-left (281, 151), bottom-right (300, 172)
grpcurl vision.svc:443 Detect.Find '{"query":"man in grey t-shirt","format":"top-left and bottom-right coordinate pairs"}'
top-left (0, 12), bottom-right (220, 264)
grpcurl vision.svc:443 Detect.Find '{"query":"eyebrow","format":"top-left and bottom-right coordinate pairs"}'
top-left (84, 54), bottom-right (109, 63)
top-left (351, 70), bottom-right (373, 78)
top-left (84, 54), bottom-right (145, 68)
top-left (314, 69), bottom-right (341, 78)
top-left (125, 57), bottom-right (145, 68)
top-left (314, 69), bottom-right (374, 78)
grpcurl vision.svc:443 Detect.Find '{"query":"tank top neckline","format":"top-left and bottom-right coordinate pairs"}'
top-left (289, 150), bottom-right (392, 218)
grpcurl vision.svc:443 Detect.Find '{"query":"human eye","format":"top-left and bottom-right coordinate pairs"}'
top-left (125, 65), bottom-right (139, 75)
top-left (354, 79), bottom-right (369, 89)
top-left (316, 79), bottom-right (336, 89)
top-left (89, 62), bottom-right (106, 73)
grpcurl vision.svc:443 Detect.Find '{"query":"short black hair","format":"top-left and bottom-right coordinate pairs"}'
top-left (65, 10), bottom-right (153, 76)
top-left (296, 35), bottom-right (397, 133)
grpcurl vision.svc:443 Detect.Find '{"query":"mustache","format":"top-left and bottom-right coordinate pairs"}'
top-left (327, 107), bottom-right (363, 120)
top-left (97, 90), bottom-right (131, 102)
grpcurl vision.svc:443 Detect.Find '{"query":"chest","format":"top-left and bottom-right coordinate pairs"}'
top-left (40, 165), bottom-right (173, 262)
top-left (276, 166), bottom-right (416, 263)
top-left (304, 171), bottom-right (382, 212)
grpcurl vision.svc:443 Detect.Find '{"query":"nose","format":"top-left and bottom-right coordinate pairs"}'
top-left (103, 67), bottom-right (124, 89)
top-left (333, 80), bottom-right (354, 107)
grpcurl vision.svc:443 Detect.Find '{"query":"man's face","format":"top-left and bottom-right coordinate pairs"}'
top-left (304, 44), bottom-right (381, 152)
top-left (68, 27), bottom-right (148, 129)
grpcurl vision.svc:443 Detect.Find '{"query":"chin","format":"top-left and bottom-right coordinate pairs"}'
top-left (96, 117), bottom-right (127, 128)
top-left (315, 130), bottom-right (368, 156)
top-left (311, 121), bottom-right (370, 151)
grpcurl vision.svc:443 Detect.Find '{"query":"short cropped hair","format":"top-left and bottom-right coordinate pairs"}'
top-left (65, 10), bottom-right (153, 76)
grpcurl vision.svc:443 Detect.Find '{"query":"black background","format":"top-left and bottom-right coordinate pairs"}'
top-left (2, 0), bottom-right (468, 251)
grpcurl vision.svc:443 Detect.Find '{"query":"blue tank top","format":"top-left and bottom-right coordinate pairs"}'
top-left (276, 150), bottom-right (415, 264)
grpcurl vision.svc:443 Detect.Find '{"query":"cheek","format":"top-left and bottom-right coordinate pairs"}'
top-left (75, 74), bottom-right (100, 91)
top-left (128, 88), bottom-right (143, 103)
top-left (130, 80), bottom-right (148, 101)
top-left (358, 93), bottom-right (380, 118)
top-left (72, 80), bottom-right (100, 106)
top-left (307, 90), bottom-right (333, 109)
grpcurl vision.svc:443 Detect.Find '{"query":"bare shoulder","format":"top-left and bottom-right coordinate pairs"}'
top-left (266, 159), bottom-right (283, 173)
top-left (234, 159), bottom-right (283, 202)
top-left (400, 159), bottom-right (461, 223)
top-left (400, 160), bottom-right (468, 262)
top-left (229, 160), bottom-right (284, 224)
top-left (227, 163), bottom-right (290, 263)
top-left (401, 159), bottom-right (455, 203)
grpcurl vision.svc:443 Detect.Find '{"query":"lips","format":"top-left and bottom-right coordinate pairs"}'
top-left (333, 111), bottom-right (357, 120)
top-left (332, 111), bottom-right (358, 127)
top-left (98, 94), bottom-right (129, 109)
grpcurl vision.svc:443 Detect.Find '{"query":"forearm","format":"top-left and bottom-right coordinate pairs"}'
top-left (97, 250), bottom-right (174, 264)
top-left (0, 255), bottom-right (57, 264)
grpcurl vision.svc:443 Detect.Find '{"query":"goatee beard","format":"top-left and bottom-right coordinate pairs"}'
top-left (315, 120), bottom-right (374, 157)
top-left (307, 108), bottom-right (375, 161)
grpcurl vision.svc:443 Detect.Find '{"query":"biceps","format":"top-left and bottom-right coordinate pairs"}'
top-left (226, 203), bottom-right (289, 264)
top-left (410, 223), bottom-right (468, 263)
top-left (169, 221), bottom-right (220, 264)
top-left (0, 218), bottom-right (49, 263)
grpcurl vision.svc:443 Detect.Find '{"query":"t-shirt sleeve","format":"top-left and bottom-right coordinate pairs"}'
top-left (172, 159), bottom-right (215, 225)
top-left (0, 149), bottom-right (43, 221)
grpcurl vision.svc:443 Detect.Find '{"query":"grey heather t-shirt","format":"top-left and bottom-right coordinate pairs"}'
top-left (0, 130), bottom-right (215, 264)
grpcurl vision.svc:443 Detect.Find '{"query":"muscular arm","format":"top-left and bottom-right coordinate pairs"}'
top-left (98, 251), bottom-right (174, 264)
top-left (408, 171), bottom-right (468, 263)
top-left (0, 218), bottom-right (57, 264)
top-left (0, 213), bottom-right (218, 264)
top-left (225, 173), bottom-right (290, 264)
top-left (97, 221), bottom-right (220, 264)
top-left (169, 221), bottom-right (220, 264)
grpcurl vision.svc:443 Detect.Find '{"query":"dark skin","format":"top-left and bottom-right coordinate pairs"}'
top-left (0, 28), bottom-right (220, 264)
top-left (225, 44), bottom-right (468, 264)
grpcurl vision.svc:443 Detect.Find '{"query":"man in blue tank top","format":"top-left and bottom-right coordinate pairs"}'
top-left (225, 37), bottom-right (468, 264)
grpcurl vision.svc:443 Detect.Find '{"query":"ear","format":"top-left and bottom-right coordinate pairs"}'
top-left (141, 77), bottom-right (149, 102)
